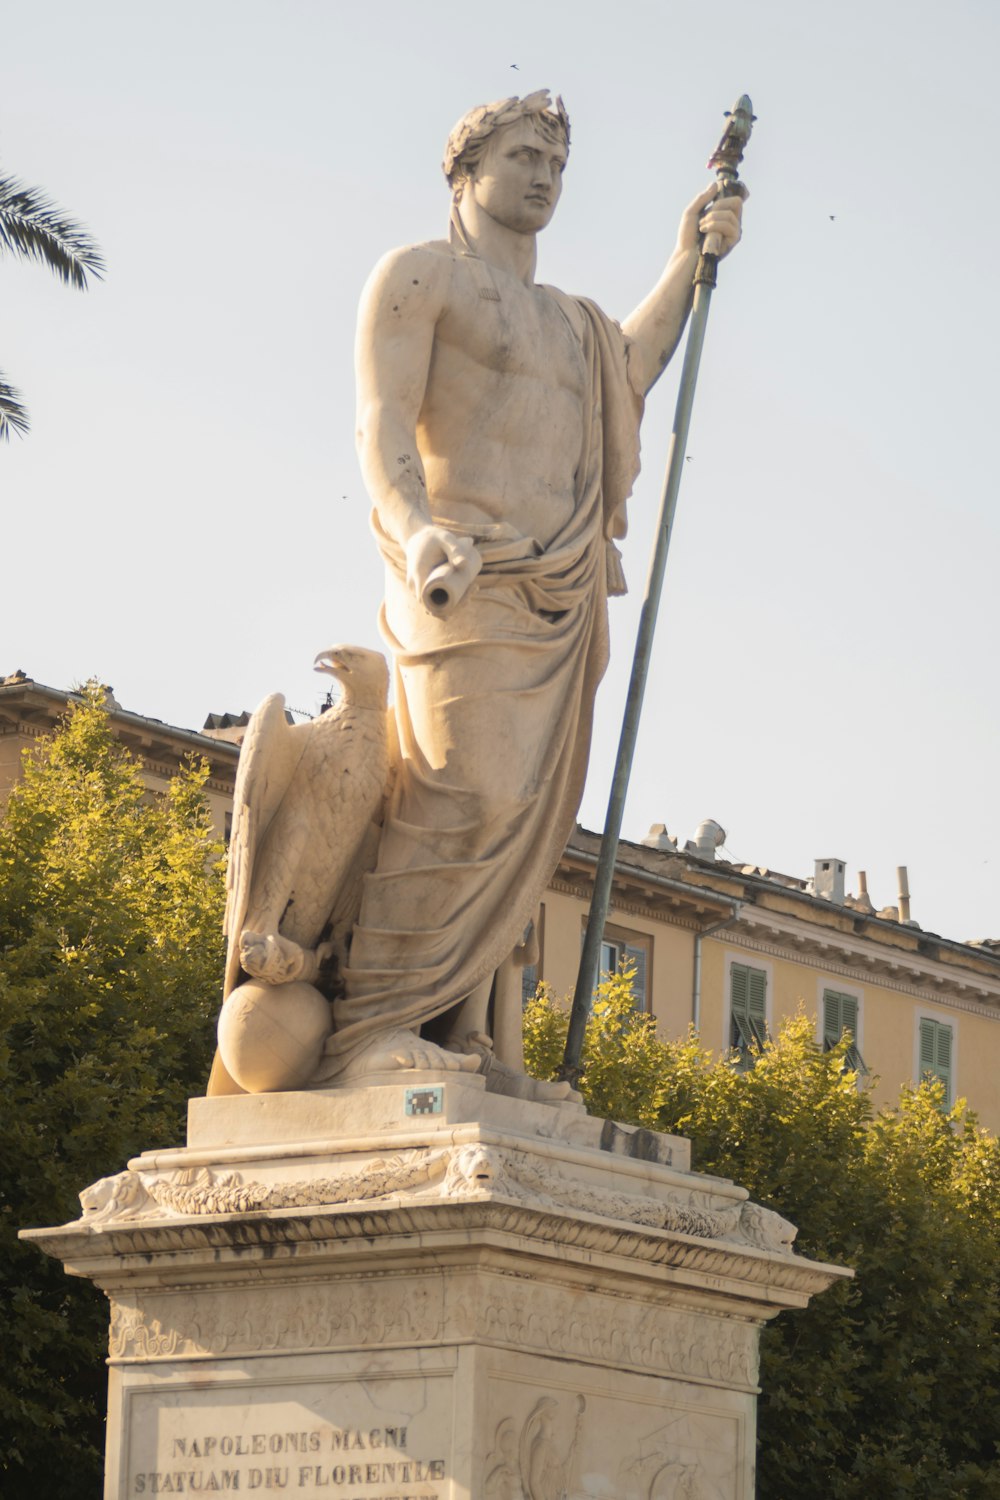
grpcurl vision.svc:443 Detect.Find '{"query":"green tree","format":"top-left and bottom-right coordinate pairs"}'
top-left (0, 689), bottom-right (225, 1498)
top-left (1, 171), bottom-right (104, 438)
top-left (524, 978), bottom-right (1000, 1500)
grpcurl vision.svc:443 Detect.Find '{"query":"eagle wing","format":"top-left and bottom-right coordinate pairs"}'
top-left (223, 694), bottom-right (309, 999)
top-left (209, 695), bottom-right (310, 1097)
top-left (207, 694), bottom-right (395, 1100)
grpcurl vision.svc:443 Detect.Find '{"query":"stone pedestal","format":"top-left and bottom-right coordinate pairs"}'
top-left (24, 1078), bottom-right (847, 1498)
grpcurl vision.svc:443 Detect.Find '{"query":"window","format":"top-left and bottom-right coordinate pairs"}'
top-left (919, 1016), bottom-right (954, 1104)
top-left (583, 922), bottom-right (651, 1011)
top-left (822, 989), bottom-right (868, 1076)
top-left (730, 962), bottom-right (767, 1066)
top-left (520, 905), bottom-right (544, 1006)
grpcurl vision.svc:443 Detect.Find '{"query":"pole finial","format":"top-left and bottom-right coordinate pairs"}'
top-left (697, 94), bottom-right (756, 283)
top-left (707, 95), bottom-right (756, 180)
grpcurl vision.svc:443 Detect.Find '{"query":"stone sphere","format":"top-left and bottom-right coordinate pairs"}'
top-left (217, 980), bottom-right (333, 1093)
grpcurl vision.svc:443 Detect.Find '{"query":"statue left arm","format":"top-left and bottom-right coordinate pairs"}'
top-left (622, 184), bottom-right (744, 396)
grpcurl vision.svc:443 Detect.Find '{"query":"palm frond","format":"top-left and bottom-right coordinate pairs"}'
top-left (0, 372), bottom-right (30, 440)
top-left (0, 172), bottom-right (104, 289)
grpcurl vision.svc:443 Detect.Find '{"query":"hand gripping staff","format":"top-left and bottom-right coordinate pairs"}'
top-left (560, 96), bottom-right (756, 1084)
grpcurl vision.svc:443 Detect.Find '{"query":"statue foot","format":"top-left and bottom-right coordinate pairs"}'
top-left (334, 1027), bottom-right (483, 1083)
top-left (484, 1061), bottom-right (582, 1105)
top-left (447, 1031), bottom-right (582, 1105)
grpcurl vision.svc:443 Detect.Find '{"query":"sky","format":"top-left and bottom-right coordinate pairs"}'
top-left (2, 0), bottom-right (997, 945)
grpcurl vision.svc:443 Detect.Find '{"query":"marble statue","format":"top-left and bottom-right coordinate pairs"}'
top-left (210, 647), bottom-right (391, 1094)
top-left (212, 91), bottom-right (743, 1096)
top-left (224, 647), bottom-right (390, 993)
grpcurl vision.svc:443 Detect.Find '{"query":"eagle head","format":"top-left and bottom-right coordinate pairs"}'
top-left (314, 645), bottom-right (389, 708)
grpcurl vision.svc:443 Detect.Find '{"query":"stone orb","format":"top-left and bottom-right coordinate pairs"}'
top-left (218, 980), bottom-right (333, 1093)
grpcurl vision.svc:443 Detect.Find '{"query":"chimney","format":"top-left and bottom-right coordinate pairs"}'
top-left (848, 869), bottom-right (876, 914)
top-left (897, 865), bottom-right (911, 924)
top-left (685, 819), bottom-right (726, 860)
top-left (814, 858), bottom-right (846, 903)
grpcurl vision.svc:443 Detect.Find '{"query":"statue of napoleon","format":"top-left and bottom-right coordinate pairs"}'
top-left (209, 92), bottom-right (743, 1098)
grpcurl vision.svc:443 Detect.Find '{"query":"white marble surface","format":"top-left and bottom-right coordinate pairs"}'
top-left (206, 93), bottom-right (745, 1100)
top-left (24, 1081), bottom-right (846, 1499)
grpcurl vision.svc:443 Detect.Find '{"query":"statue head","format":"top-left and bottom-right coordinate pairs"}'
top-left (443, 90), bottom-right (571, 198)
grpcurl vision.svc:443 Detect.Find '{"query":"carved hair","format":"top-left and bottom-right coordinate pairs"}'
top-left (443, 90), bottom-right (571, 192)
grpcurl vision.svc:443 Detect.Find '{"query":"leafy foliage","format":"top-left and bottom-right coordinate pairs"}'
top-left (524, 975), bottom-right (1000, 1500)
top-left (0, 169), bottom-right (103, 439)
top-left (0, 689), bottom-right (225, 1497)
top-left (0, 374), bottom-right (29, 440)
top-left (0, 174), bottom-right (105, 289)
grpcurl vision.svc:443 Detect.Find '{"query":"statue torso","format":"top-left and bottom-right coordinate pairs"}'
top-left (416, 243), bottom-right (590, 546)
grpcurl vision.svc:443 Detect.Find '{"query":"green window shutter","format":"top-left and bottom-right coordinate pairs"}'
top-left (731, 963), bottom-right (749, 1017)
top-left (919, 1017), bottom-right (937, 1073)
top-left (731, 963), bottom-right (767, 1055)
top-left (825, 990), bottom-right (867, 1075)
top-left (623, 941), bottom-right (647, 1010)
top-left (824, 990), bottom-right (858, 1047)
top-left (934, 1023), bottom-right (953, 1097)
top-left (748, 969), bottom-right (766, 1020)
top-left (919, 1017), bottom-right (954, 1103)
top-left (730, 963), bottom-right (748, 1053)
top-left (747, 968), bottom-right (767, 1045)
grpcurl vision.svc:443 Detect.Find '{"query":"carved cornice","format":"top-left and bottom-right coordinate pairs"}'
top-left (72, 1143), bottom-right (796, 1258)
top-left (548, 876), bottom-right (704, 931)
top-left (28, 1162), bottom-right (846, 1321)
top-left (729, 918), bottom-right (1000, 1018)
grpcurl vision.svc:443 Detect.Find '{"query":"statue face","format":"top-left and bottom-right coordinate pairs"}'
top-left (467, 115), bottom-right (567, 234)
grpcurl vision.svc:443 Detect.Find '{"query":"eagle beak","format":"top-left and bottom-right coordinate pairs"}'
top-left (314, 649), bottom-right (347, 677)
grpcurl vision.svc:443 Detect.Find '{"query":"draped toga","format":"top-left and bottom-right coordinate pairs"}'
top-left (316, 294), bottom-right (643, 1076)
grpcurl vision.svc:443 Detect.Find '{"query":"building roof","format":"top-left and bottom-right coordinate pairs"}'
top-left (561, 825), bottom-right (1000, 1010)
top-left (0, 672), bottom-right (240, 788)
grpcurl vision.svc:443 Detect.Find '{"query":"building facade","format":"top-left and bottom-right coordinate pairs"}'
top-left (0, 671), bottom-right (240, 837)
top-left (542, 826), bottom-right (1000, 1133)
top-left (4, 672), bottom-right (998, 1132)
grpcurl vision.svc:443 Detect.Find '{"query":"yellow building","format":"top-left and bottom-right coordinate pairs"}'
top-left (541, 825), bottom-right (1000, 1134)
top-left (4, 671), bottom-right (998, 1132)
top-left (0, 670), bottom-right (240, 838)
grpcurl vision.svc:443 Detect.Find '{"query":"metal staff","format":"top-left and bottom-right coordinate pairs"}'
top-left (560, 95), bottom-right (756, 1084)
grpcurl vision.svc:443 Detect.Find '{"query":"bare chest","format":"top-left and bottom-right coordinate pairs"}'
top-left (435, 262), bottom-right (588, 395)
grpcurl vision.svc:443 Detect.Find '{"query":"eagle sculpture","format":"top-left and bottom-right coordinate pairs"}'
top-left (207, 645), bottom-right (392, 1096)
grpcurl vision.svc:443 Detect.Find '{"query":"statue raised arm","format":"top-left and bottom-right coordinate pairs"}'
top-left (213, 91), bottom-right (744, 1096)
